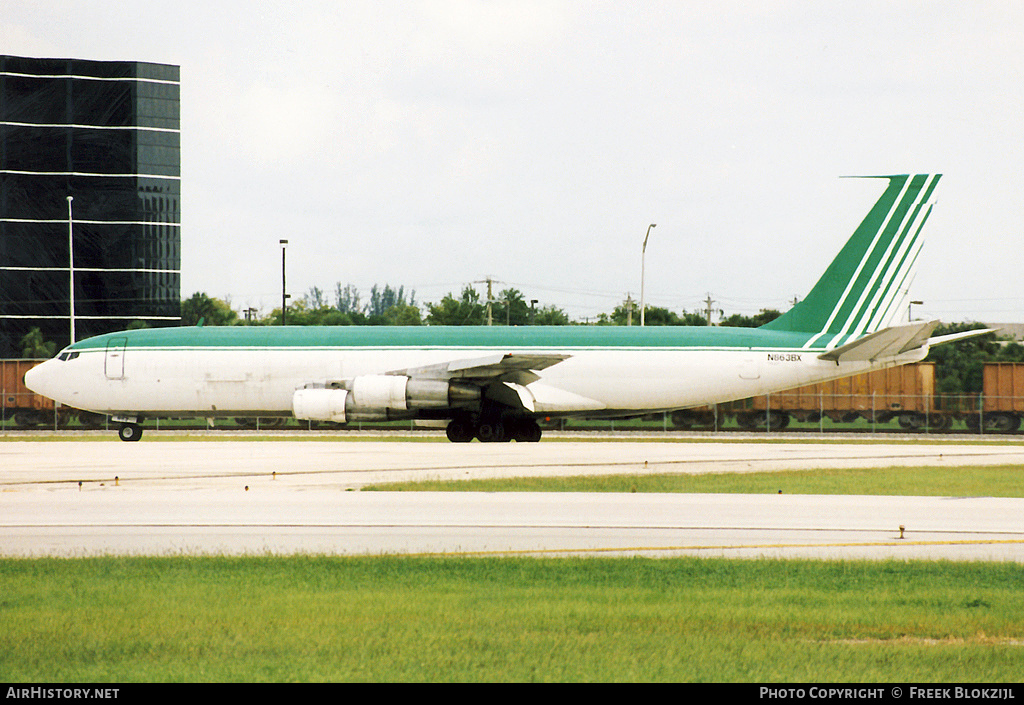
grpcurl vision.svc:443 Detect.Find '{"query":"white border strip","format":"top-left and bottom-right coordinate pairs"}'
top-left (1, 121), bottom-right (178, 134)
top-left (0, 71), bottom-right (178, 86)
top-left (2, 219), bottom-right (179, 226)
top-left (1, 169), bottom-right (179, 180)
top-left (0, 315), bottom-right (180, 320)
top-left (1, 267), bottom-right (179, 273)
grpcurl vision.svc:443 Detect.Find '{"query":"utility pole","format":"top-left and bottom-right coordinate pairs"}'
top-left (474, 276), bottom-right (498, 325)
top-left (704, 293), bottom-right (716, 326)
top-left (486, 277), bottom-right (493, 326)
top-left (624, 293), bottom-right (636, 326)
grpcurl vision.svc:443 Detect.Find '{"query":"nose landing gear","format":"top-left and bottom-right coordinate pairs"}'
top-left (118, 422), bottom-right (143, 442)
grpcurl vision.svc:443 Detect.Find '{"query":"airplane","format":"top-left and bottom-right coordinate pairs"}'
top-left (26, 173), bottom-right (991, 443)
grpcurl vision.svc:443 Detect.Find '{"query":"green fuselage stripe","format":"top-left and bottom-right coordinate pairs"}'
top-left (67, 325), bottom-right (822, 353)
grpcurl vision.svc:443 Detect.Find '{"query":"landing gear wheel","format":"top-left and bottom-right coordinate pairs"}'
top-left (476, 422), bottom-right (508, 443)
top-left (508, 418), bottom-right (543, 442)
top-left (118, 423), bottom-right (143, 442)
top-left (445, 418), bottom-right (476, 443)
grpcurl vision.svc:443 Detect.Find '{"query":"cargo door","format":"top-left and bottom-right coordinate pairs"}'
top-left (105, 337), bottom-right (127, 380)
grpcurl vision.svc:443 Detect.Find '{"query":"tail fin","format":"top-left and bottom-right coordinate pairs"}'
top-left (762, 174), bottom-right (941, 349)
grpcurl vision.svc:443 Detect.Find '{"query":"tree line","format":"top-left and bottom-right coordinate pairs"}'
top-left (180, 283), bottom-right (783, 329)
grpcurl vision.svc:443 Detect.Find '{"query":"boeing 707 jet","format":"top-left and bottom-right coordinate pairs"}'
top-left (26, 174), bottom-right (986, 442)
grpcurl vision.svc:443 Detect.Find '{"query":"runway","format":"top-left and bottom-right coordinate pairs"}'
top-left (2, 435), bottom-right (1024, 560)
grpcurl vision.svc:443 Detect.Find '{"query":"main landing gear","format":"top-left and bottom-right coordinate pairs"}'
top-left (445, 416), bottom-right (543, 443)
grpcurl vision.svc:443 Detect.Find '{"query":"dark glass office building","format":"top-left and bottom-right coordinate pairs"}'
top-left (0, 55), bottom-right (180, 357)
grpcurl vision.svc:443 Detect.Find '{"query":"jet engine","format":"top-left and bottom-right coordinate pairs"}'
top-left (292, 375), bottom-right (480, 423)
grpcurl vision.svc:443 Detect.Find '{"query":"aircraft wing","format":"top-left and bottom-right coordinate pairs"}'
top-left (391, 352), bottom-right (570, 383)
top-left (818, 321), bottom-right (999, 363)
top-left (389, 352), bottom-right (601, 413)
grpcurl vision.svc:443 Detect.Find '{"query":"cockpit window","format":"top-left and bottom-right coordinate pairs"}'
top-left (57, 351), bottom-right (80, 361)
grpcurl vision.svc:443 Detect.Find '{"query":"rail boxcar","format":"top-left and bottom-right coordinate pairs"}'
top-left (732, 362), bottom-right (945, 430)
top-left (672, 362), bottom-right (1024, 432)
top-left (965, 363), bottom-right (1024, 432)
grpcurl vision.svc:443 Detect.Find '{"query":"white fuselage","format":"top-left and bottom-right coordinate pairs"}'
top-left (28, 343), bottom-right (927, 419)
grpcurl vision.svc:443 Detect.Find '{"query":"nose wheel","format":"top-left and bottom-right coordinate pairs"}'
top-left (118, 423), bottom-right (143, 442)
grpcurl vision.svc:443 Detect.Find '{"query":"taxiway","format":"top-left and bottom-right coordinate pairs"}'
top-left (2, 435), bottom-right (1023, 560)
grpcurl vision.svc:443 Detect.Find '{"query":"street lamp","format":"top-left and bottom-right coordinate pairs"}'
top-left (280, 239), bottom-right (289, 326)
top-left (640, 223), bottom-right (656, 326)
top-left (909, 300), bottom-right (924, 322)
top-left (67, 196), bottom-right (75, 344)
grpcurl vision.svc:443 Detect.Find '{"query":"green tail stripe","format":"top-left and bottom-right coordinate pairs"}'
top-left (851, 200), bottom-right (932, 339)
top-left (844, 174), bottom-right (939, 340)
top-left (833, 176), bottom-right (931, 342)
top-left (762, 174), bottom-right (940, 343)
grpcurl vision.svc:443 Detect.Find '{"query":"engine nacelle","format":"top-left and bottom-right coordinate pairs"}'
top-left (350, 374), bottom-right (409, 411)
top-left (292, 387), bottom-right (349, 423)
top-left (292, 376), bottom-right (480, 423)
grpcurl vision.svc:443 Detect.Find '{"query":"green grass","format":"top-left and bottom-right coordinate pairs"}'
top-left (3, 439), bottom-right (1021, 682)
top-left (364, 464), bottom-right (1024, 497)
top-left (2, 556), bottom-right (1023, 682)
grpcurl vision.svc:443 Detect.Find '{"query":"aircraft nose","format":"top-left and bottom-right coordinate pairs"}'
top-left (24, 359), bottom-right (58, 400)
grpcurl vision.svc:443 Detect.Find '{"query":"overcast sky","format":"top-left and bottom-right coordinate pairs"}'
top-left (4, 1), bottom-right (1024, 323)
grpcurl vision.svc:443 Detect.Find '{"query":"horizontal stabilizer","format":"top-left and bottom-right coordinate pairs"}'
top-left (817, 320), bottom-right (940, 363)
top-left (927, 327), bottom-right (1000, 348)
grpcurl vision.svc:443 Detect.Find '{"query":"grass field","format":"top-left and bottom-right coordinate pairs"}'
top-left (2, 555), bottom-right (1023, 682)
top-left (364, 464), bottom-right (1024, 497)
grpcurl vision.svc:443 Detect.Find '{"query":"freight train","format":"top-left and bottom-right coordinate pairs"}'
top-left (5, 358), bottom-right (1024, 433)
top-left (670, 361), bottom-right (1024, 432)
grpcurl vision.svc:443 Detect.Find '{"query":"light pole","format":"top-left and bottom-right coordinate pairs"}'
top-left (909, 300), bottom-right (924, 322)
top-left (640, 223), bottom-right (656, 326)
top-left (67, 196), bottom-right (75, 344)
top-left (280, 239), bottom-right (289, 325)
